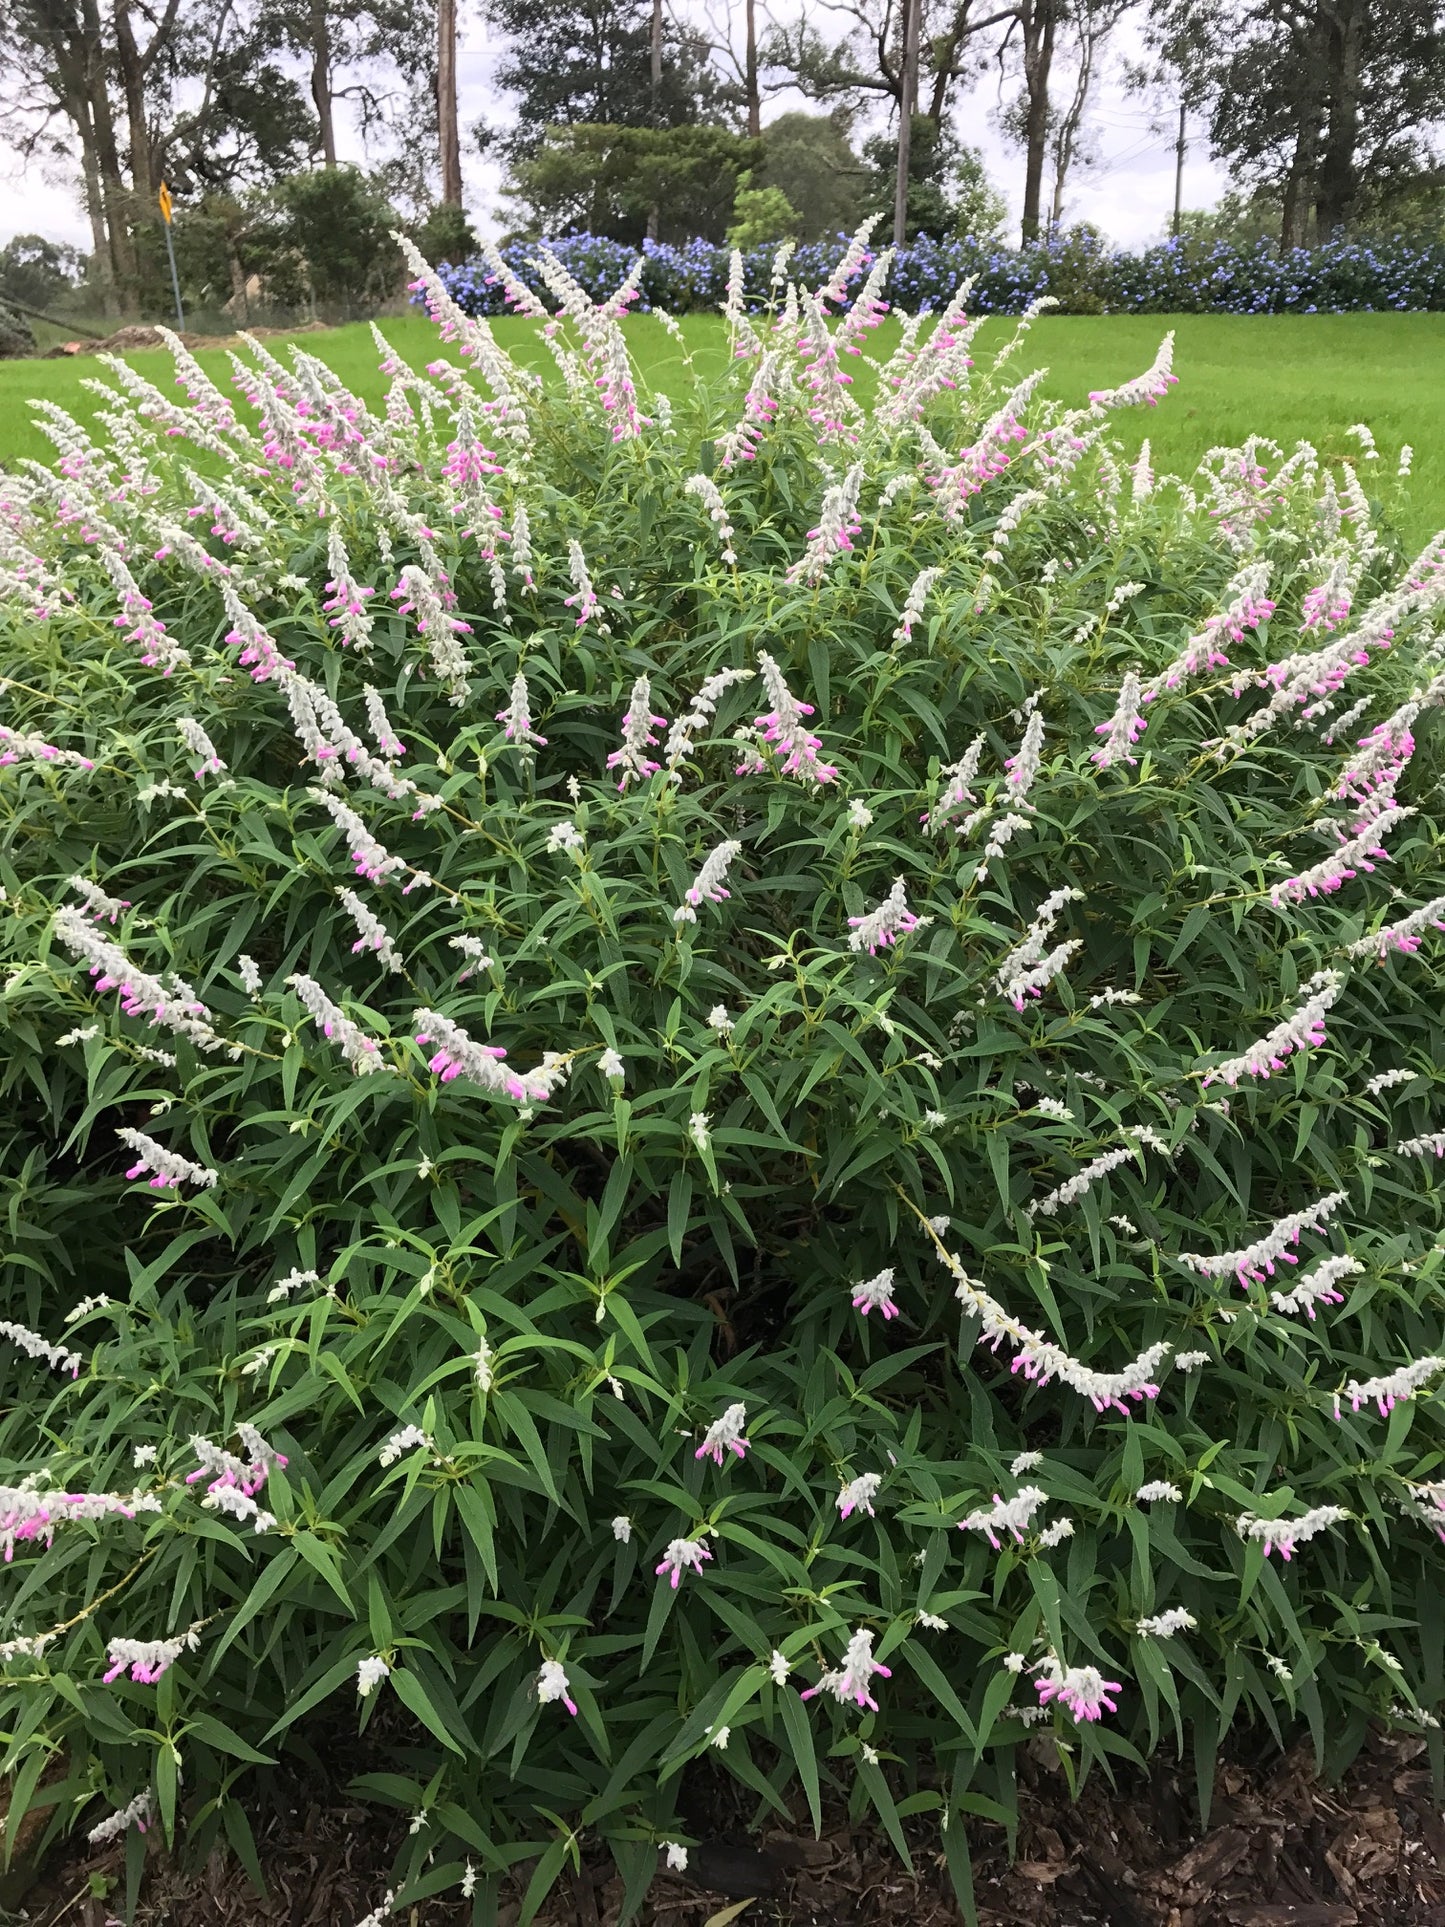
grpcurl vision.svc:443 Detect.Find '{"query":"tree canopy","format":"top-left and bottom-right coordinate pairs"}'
top-left (3, 0), bottom-right (1442, 317)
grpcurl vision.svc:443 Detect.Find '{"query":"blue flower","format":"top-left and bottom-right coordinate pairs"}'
top-left (422, 228), bottom-right (1445, 320)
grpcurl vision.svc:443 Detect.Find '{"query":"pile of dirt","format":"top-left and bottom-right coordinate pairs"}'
top-left (7, 1727), bottom-right (1443, 1927)
top-left (94, 324), bottom-right (175, 353)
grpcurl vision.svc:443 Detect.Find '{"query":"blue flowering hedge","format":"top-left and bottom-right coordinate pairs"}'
top-left (434, 228), bottom-right (1445, 318)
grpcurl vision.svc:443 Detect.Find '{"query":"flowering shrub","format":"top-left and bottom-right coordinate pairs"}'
top-left (437, 227), bottom-right (1445, 317)
top-left (3, 228), bottom-right (1445, 1921)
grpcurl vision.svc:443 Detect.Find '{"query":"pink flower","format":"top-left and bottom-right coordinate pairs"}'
top-left (606, 675), bottom-right (667, 790)
top-left (695, 1403), bottom-right (749, 1466)
top-left (537, 1658), bottom-right (578, 1715)
top-left (837, 1473), bottom-right (881, 1520)
top-left (846, 881), bottom-right (918, 954)
top-left (958, 1487), bottom-right (1047, 1549)
top-left (1033, 1657), bottom-right (1121, 1723)
top-left (800, 1628), bottom-right (892, 1712)
top-left (656, 1537), bottom-right (712, 1589)
top-left (746, 653), bottom-right (837, 785)
top-left (850, 1269), bottom-right (899, 1319)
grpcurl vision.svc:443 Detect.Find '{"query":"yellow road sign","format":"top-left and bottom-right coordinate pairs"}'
top-left (158, 182), bottom-right (173, 224)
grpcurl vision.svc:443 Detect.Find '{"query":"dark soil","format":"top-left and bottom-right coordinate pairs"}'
top-left (8, 1727), bottom-right (1443, 1927)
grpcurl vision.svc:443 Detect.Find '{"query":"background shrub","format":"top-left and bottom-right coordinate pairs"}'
top-left (2, 233), bottom-right (1445, 1920)
top-left (436, 227), bottom-right (1445, 318)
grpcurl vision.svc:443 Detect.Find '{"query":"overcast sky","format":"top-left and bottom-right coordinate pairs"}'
top-left (0, 7), bottom-right (1228, 252)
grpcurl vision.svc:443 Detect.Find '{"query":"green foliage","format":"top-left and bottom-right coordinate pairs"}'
top-left (411, 203), bottom-right (481, 269)
top-left (758, 112), bottom-right (870, 242)
top-left (505, 125), bottom-right (762, 246)
top-left (860, 121), bottom-right (1009, 243)
top-left (1149, 0), bottom-right (1445, 236)
top-left (1180, 185), bottom-right (1445, 251)
top-left (125, 175), bottom-right (414, 323)
top-left (250, 167), bottom-right (403, 313)
top-left (726, 175), bottom-right (802, 250)
top-left (480, 0), bottom-right (735, 174)
top-left (0, 302), bottom-right (36, 358)
top-left (129, 196), bottom-right (251, 320)
top-left (0, 234), bottom-right (88, 314)
top-left (2, 236), bottom-right (1445, 1923)
top-left (179, 39), bottom-right (319, 195)
top-left (1177, 190), bottom-right (1294, 248)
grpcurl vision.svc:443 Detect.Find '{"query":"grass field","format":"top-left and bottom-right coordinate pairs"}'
top-left (2, 311), bottom-right (1442, 545)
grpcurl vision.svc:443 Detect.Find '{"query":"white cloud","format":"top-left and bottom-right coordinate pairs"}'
top-left (0, 163), bottom-right (95, 249)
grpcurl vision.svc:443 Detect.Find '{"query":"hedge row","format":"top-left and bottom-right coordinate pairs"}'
top-left (434, 228), bottom-right (1445, 318)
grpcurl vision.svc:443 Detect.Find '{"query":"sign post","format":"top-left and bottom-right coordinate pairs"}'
top-left (158, 183), bottom-right (184, 332)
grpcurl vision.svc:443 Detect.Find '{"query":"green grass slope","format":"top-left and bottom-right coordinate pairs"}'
top-left (1, 311), bottom-right (1440, 544)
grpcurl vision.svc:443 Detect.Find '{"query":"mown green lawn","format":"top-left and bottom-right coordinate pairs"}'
top-left (2, 311), bottom-right (1442, 545)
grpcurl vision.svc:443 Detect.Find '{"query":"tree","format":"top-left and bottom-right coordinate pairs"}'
top-left (0, 0), bottom-right (139, 306)
top-left (504, 123), bottom-right (759, 242)
top-left (0, 232), bottom-right (87, 309)
top-left (1175, 188), bottom-right (1287, 241)
top-left (130, 3), bottom-right (315, 316)
top-left (167, 25), bottom-right (316, 194)
top-left (760, 0), bottom-right (1053, 241)
top-left (861, 117), bottom-right (1008, 236)
top-left (761, 0), bottom-right (1015, 128)
top-left (745, 0), bottom-right (759, 135)
top-left (685, 0), bottom-right (763, 136)
top-left (756, 111), bottom-right (870, 240)
top-left (1045, 0), bottom-right (1132, 231)
top-left (310, 0), bottom-right (340, 164)
top-left (998, 0), bottom-right (1064, 241)
top-left (1146, 0), bottom-right (1445, 243)
top-left (412, 201), bottom-right (478, 264)
top-left (109, 0), bottom-right (181, 214)
top-left (249, 163), bottom-right (402, 311)
top-left (0, 0), bottom-right (316, 312)
top-left (132, 193), bottom-right (248, 312)
top-left (479, 0), bottom-right (732, 166)
top-left (726, 172), bottom-right (802, 245)
top-left (438, 0), bottom-right (461, 203)
top-left (254, 0), bottom-right (421, 174)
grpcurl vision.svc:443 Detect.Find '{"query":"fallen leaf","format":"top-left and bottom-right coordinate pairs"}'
top-left (703, 1900), bottom-right (754, 1927)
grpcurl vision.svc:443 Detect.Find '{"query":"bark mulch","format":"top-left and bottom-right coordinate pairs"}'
top-left (6, 1727), bottom-right (1443, 1927)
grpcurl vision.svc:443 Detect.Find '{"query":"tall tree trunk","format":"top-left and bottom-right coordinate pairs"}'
top-left (646, 0), bottom-right (662, 239)
top-left (437, 0), bottom-right (462, 205)
top-left (744, 0), bottom-right (760, 137)
top-left (893, 0), bottom-right (920, 246)
top-left (28, 0), bottom-right (124, 311)
top-left (1316, 0), bottom-right (1363, 236)
top-left (310, 0), bottom-right (337, 165)
top-left (1281, 117), bottom-right (1317, 249)
top-left (1020, 0), bottom-right (1058, 243)
top-left (112, 0), bottom-right (154, 206)
top-left (76, 100), bottom-right (118, 314)
top-left (111, 0), bottom-right (183, 298)
top-left (1047, 3), bottom-right (1101, 237)
top-left (79, 0), bottom-right (138, 302)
